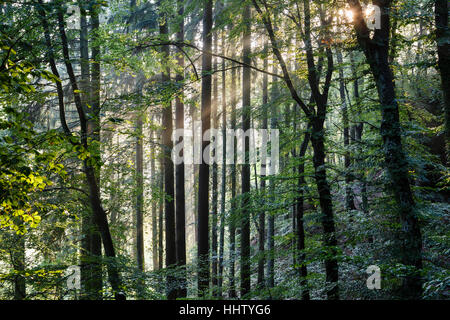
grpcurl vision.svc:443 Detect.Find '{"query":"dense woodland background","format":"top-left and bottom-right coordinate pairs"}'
top-left (0, 0), bottom-right (449, 300)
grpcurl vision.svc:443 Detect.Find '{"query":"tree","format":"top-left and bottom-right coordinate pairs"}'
top-left (218, 28), bottom-right (227, 297)
top-left (175, 0), bottom-right (187, 298)
top-left (348, 0), bottom-right (423, 299)
top-left (228, 60), bottom-right (238, 298)
top-left (336, 48), bottom-right (356, 211)
top-left (38, 0), bottom-right (124, 300)
top-left (257, 40), bottom-right (268, 289)
top-left (240, 4), bottom-right (252, 297)
top-left (252, 0), bottom-right (339, 299)
top-left (197, 0), bottom-right (213, 296)
top-left (79, 0), bottom-right (102, 299)
top-left (211, 32), bottom-right (219, 295)
top-left (158, 0), bottom-right (176, 299)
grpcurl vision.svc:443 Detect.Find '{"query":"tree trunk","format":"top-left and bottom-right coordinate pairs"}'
top-left (88, 3), bottom-right (104, 300)
top-left (310, 115), bottom-right (339, 300)
top-left (197, 0), bottom-right (213, 296)
top-left (128, 0), bottom-right (145, 281)
top-left (158, 151), bottom-right (164, 271)
top-left (211, 32), bottom-right (219, 296)
top-left (296, 126), bottom-right (311, 300)
top-left (240, 4), bottom-right (252, 297)
top-left (266, 64), bottom-right (277, 290)
top-left (228, 61), bottom-right (237, 298)
top-left (79, 1), bottom-right (102, 300)
top-left (158, 4), bottom-right (176, 299)
top-left (12, 234), bottom-right (25, 300)
top-left (257, 43), bottom-right (268, 289)
top-left (175, 0), bottom-right (187, 299)
top-left (135, 114), bottom-right (145, 299)
top-left (336, 48), bottom-right (355, 211)
top-left (350, 52), bottom-right (368, 213)
top-left (151, 125), bottom-right (159, 271)
top-left (218, 30), bottom-right (227, 297)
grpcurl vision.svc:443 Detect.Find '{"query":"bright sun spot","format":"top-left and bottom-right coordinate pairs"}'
top-left (365, 7), bottom-right (374, 17)
top-left (345, 9), bottom-right (354, 21)
top-left (338, 8), bottom-right (354, 22)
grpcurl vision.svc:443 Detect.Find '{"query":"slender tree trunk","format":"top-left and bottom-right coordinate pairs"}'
top-left (240, 4), bottom-right (252, 297)
top-left (12, 234), bottom-right (25, 300)
top-left (296, 125), bottom-right (311, 300)
top-left (79, 1), bottom-right (100, 299)
top-left (337, 48), bottom-right (355, 211)
top-left (158, 5), bottom-right (176, 299)
top-left (151, 126), bottom-right (159, 271)
top-left (135, 114), bottom-right (145, 277)
top-left (192, 106), bottom-right (199, 244)
top-left (158, 151), bottom-right (164, 271)
top-left (310, 115), bottom-right (339, 300)
top-left (228, 61), bottom-right (237, 298)
top-left (289, 104), bottom-right (297, 264)
top-left (198, 0), bottom-right (213, 296)
top-left (303, 0), bottom-right (339, 300)
top-left (88, 3), bottom-right (104, 300)
top-left (266, 64), bottom-right (277, 290)
top-left (349, 52), bottom-right (368, 213)
top-left (257, 43), bottom-right (268, 289)
top-left (218, 30), bottom-right (227, 297)
top-left (128, 0), bottom-right (145, 280)
top-left (211, 32), bottom-right (219, 296)
top-left (175, 0), bottom-right (187, 299)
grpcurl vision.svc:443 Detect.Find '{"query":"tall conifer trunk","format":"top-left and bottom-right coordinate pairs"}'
top-left (198, 0), bottom-right (213, 296)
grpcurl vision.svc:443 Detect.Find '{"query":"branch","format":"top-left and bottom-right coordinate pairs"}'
top-left (252, 0), bottom-right (312, 118)
top-left (37, 0), bottom-right (75, 143)
top-left (135, 40), bottom-right (282, 79)
top-left (56, 3), bottom-right (88, 144)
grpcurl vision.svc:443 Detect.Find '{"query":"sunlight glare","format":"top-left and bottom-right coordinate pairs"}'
top-left (345, 9), bottom-right (354, 22)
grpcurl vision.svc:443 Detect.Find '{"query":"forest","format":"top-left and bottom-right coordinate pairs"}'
top-left (0, 0), bottom-right (449, 301)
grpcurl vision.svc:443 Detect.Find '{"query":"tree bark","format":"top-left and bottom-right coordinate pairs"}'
top-left (151, 125), bottom-right (159, 271)
top-left (158, 4), bottom-right (176, 299)
top-left (158, 150), bottom-right (164, 271)
top-left (175, 0), bottom-right (187, 298)
top-left (266, 63), bottom-right (278, 290)
top-left (257, 42), bottom-right (268, 289)
top-left (198, 0), bottom-right (213, 297)
top-left (240, 4), bottom-right (252, 297)
top-left (296, 125), bottom-right (311, 300)
top-left (228, 61), bottom-right (237, 298)
top-left (218, 29), bottom-right (227, 297)
top-left (79, 1), bottom-right (102, 300)
top-left (12, 234), bottom-right (25, 300)
top-left (211, 32), bottom-right (219, 296)
top-left (336, 48), bottom-right (356, 211)
top-left (88, 2), bottom-right (104, 300)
